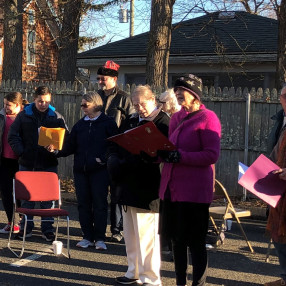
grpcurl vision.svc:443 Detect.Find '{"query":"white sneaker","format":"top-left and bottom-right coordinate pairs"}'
top-left (76, 239), bottom-right (94, 248)
top-left (95, 240), bottom-right (107, 250)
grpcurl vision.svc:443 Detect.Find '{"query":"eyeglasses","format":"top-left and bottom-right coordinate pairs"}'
top-left (80, 104), bottom-right (89, 108)
top-left (133, 102), bottom-right (149, 109)
top-left (281, 93), bottom-right (286, 98)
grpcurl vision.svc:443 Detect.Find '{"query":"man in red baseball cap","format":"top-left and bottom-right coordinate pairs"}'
top-left (97, 60), bottom-right (134, 126)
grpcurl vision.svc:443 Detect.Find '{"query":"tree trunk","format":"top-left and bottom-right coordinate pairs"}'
top-left (146, 0), bottom-right (175, 91)
top-left (275, 0), bottom-right (286, 89)
top-left (2, 0), bottom-right (23, 81)
top-left (56, 0), bottom-right (82, 82)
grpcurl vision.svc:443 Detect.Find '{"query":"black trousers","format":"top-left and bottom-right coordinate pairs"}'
top-left (109, 183), bottom-right (123, 234)
top-left (0, 157), bottom-right (19, 222)
top-left (160, 200), bottom-right (209, 286)
top-left (74, 169), bottom-right (109, 242)
top-left (172, 236), bottom-right (208, 285)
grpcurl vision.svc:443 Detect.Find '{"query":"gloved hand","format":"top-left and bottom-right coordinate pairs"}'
top-left (157, 150), bottom-right (181, 163)
top-left (140, 151), bottom-right (158, 164)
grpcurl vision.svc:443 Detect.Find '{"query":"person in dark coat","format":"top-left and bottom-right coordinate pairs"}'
top-left (267, 109), bottom-right (285, 156)
top-left (97, 60), bottom-right (135, 242)
top-left (108, 85), bottom-right (169, 286)
top-left (8, 86), bottom-right (68, 242)
top-left (48, 91), bottom-right (118, 250)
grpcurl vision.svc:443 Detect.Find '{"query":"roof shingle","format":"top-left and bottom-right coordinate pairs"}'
top-left (78, 11), bottom-right (277, 59)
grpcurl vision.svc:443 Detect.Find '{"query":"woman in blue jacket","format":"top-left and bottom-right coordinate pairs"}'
top-left (49, 92), bottom-right (118, 250)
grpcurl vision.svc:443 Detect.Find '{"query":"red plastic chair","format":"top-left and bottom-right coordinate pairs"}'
top-left (8, 171), bottom-right (70, 258)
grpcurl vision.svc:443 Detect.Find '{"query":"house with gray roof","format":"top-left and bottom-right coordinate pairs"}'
top-left (77, 11), bottom-right (278, 89)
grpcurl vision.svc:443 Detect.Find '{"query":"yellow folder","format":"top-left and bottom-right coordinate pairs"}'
top-left (38, 127), bottom-right (66, 150)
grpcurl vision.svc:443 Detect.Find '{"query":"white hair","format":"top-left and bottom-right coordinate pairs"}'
top-left (159, 89), bottom-right (181, 115)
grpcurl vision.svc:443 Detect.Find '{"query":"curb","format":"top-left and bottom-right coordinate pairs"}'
top-left (61, 191), bottom-right (268, 221)
top-left (61, 191), bottom-right (77, 204)
top-left (249, 206), bottom-right (267, 221)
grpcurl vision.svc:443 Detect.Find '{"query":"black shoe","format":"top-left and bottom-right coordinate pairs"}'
top-left (116, 276), bottom-right (138, 285)
top-left (42, 232), bottom-right (55, 242)
top-left (16, 230), bottom-right (33, 239)
top-left (110, 233), bottom-right (124, 242)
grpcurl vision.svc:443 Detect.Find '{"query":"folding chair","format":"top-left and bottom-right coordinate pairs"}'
top-left (209, 179), bottom-right (254, 253)
top-left (8, 171), bottom-right (70, 258)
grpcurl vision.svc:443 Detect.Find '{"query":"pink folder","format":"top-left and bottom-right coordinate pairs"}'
top-left (238, 154), bottom-right (286, 207)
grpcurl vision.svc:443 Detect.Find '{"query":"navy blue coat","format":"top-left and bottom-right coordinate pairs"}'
top-left (59, 112), bottom-right (118, 172)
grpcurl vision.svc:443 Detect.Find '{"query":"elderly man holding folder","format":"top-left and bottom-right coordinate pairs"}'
top-left (107, 85), bottom-right (169, 286)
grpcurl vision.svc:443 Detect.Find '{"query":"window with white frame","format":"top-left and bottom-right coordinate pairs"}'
top-left (27, 30), bottom-right (36, 65)
top-left (28, 9), bottom-right (35, 26)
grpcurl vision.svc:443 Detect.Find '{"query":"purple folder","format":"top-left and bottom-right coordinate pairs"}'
top-left (238, 154), bottom-right (286, 207)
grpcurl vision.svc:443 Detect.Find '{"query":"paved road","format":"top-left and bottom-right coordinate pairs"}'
top-left (0, 200), bottom-right (282, 286)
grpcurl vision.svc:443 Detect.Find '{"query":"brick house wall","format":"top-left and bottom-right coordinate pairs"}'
top-left (0, 0), bottom-right (3, 78)
top-left (0, 0), bottom-right (59, 81)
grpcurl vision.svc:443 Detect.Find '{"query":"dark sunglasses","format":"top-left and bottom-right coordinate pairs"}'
top-left (80, 104), bottom-right (88, 108)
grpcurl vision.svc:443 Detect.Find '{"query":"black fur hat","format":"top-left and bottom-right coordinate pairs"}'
top-left (174, 74), bottom-right (203, 100)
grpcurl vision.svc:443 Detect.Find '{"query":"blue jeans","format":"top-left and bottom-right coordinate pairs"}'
top-left (19, 165), bottom-right (57, 234)
top-left (74, 168), bottom-right (109, 242)
top-left (274, 241), bottom-right (286, 281)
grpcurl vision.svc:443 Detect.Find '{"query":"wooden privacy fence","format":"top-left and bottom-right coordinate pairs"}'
top-left (0, 80), bottom-right (282, 197)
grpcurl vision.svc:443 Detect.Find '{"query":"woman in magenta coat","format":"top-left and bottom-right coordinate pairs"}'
top-left (158, 74), bottom-right (221, 286)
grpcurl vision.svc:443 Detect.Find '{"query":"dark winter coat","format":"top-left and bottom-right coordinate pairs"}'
top-left (98, 86), bottom-right (135, 127)
top-left (267, 109), bottom-right (284, 155)
top-left (108, 108), bottom-right (170, 210)
top-left (58, 112), bottom-right (118, 173)
top-left (8, 103), bottom-right (68, 169)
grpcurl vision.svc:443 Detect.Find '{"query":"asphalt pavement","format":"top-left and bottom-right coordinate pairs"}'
top-left (0, 197), bottom-right (282, 286)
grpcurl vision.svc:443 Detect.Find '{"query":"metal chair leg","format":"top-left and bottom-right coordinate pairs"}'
top-left (234, 215), bottom-right (254, 253)
top-left (209, 216), bottom-right (225, 245)
top-left (8, 214), bottom-right (27, 258)
top-left (265, 238), bottom-right (272, 262)
top-left (55, 217), bottom-right (60, 241)
top-left (60, 216), bottom-right (70, 259)
top-left (67, 216), bottom-right (70, 258)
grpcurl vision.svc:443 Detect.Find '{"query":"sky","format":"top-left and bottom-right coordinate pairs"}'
top-left (79, 0), bottom-right (151, 50)
top-left (79, 0), bottom-right (276, 51)
top-left (79, 0), bottom-right (205, 51)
